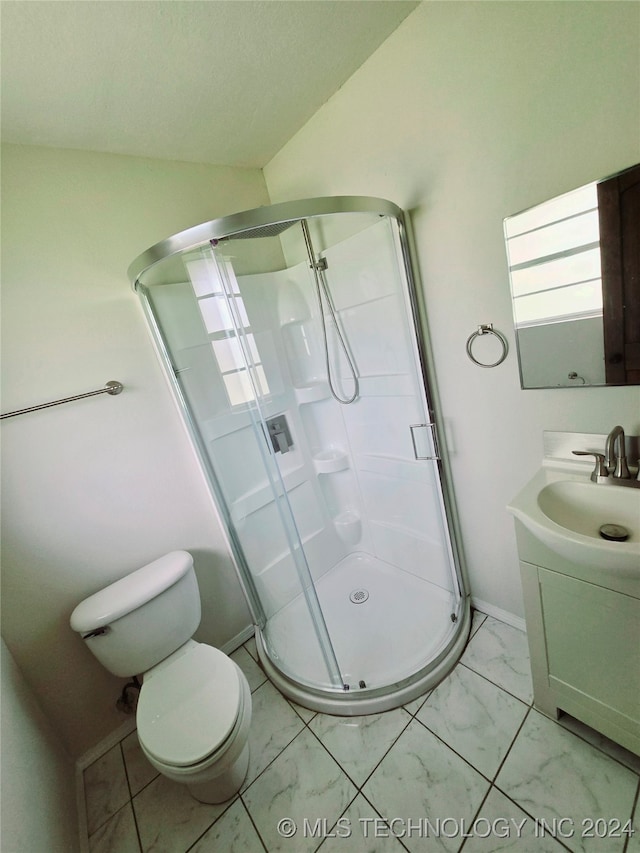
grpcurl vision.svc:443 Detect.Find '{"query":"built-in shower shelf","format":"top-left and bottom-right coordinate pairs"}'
top-left (295, 383), bottom-right (331, 405)
top-left (333, 511), bottom-right (362, 546)
top-left (313, 450), bottom-right (349, 474)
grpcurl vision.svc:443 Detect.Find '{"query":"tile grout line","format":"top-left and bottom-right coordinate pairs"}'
top-left (237, 794), bottom-right (270, 853)
top-left (82, 746), bottom-right (133, 844)
top-left (315, 788), bottom-right (413, 853)
top-left (304, 705), bottom-right (415, 794)
top-left (431, 700), bottom-right (578, 853)
top-left (183, 796), bottom-right (242, 853)
top-left (240, 720), bottom-right (309, 798)
top-left (457, 659), bottom-right (533, 705)
top-left (489, 704), bottom-right (533, 785)
top-left (621, 778), bottom-right (640, 853)
top-left (119, 740), bottom-right (144, 853)
top-left (457, 786), bottom-right (493, 853)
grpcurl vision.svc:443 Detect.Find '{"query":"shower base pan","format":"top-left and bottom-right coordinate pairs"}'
top-left (255, 552), bottom-right (470, 716)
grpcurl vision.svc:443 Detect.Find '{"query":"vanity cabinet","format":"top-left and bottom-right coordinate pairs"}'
top-left (515, 521), bottom-right (640, 756)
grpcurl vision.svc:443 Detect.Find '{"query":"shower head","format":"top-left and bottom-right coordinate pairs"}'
top-left (219, 220), bottom-right (298, 241)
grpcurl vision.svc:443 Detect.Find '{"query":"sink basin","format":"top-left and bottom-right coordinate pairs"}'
top-left (508, 469), bottom-right (640, 573)
top-left (538, 480), bottom-right (639, 540)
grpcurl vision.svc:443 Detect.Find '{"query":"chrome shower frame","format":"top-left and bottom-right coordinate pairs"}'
top-left (128, 197), bottom-right (401, 285)
top-left (129, 196), bottom-right (471, 713)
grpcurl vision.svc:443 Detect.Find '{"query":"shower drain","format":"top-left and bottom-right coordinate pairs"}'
top-left (349, 588), bottom-right (369, 604)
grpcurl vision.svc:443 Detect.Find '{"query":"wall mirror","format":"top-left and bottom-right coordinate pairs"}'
top-left (504, 163), bottom-right (639, 389)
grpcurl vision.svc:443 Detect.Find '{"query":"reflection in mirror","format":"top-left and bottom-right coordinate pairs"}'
top-left (504, 163), bottom-right (639, 389)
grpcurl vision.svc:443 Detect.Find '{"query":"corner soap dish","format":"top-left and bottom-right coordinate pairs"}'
top-left (313, 450), bottom-right (349, 474)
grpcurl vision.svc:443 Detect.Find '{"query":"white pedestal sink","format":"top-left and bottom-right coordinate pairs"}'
top-left (508, 467), bottom-right (639, 574)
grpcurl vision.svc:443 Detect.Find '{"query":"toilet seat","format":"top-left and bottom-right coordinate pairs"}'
top-left (137, 643), bottom-right (241, 768)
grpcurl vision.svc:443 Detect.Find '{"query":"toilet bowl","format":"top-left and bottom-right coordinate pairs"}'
top-left (70, 551), bottom-right (252, 804)
top-left (136, 641), bottom-right (252, 803)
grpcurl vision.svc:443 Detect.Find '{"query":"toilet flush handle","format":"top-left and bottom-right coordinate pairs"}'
top-left (82, 626), bottom-right (111, 640)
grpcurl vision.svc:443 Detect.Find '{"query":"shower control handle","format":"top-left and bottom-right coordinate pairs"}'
top-left (266, 414), bottom-right (293, 455)
top-left (274, 431), bottom-right (289, 454)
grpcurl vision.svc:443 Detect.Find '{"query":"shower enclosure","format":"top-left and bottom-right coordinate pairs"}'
top-left (129, 197), bottom-right (469, 714)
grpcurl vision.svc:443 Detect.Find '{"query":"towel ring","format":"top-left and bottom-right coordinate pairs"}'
top-left (466, 324), bottom-right (508, 368)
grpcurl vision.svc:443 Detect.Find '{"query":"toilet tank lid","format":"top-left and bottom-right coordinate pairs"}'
top-left (70, 551), bottom-right (194, 633)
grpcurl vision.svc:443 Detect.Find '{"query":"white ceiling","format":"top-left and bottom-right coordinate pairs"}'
top-left (1, 0), bottom-right (418, 168)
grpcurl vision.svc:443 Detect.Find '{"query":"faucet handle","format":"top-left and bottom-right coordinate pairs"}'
top-left (572, 451), bottom-right (609, 483)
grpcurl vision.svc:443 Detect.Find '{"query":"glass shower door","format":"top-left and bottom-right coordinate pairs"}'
top-left (139, 243), bottom-right (347, 692)
top-left (206, 211), bottom-right (463, 691)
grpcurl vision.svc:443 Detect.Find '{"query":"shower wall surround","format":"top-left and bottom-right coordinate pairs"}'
top-left (133, 199), bottom-right (470, 713)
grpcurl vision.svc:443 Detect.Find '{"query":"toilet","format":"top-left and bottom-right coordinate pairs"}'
top-left (70, 550), bottom-right (252, 804)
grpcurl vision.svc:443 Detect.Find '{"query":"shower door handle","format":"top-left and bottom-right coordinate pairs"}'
top-left (410, 423), bottom-right (440, 461)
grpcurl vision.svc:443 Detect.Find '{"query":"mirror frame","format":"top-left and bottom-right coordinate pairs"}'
top-left (504, 163), bottom-right (639, 389)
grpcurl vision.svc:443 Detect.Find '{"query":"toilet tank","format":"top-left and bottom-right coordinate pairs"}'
top-left (70, 551), bottom-right (201, 677)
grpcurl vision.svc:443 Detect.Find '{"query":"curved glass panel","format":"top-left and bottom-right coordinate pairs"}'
top-left (135, 199), bottom-right (468, 710)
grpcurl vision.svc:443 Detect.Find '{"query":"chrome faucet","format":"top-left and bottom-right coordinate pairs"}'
top-left (605, 425), bottom-right (630, 480)
top-left (572, 425), bottom-right (640, 487)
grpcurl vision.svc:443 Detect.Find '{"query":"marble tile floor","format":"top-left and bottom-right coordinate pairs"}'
top-left (83, 611), bottom-right (640, 853)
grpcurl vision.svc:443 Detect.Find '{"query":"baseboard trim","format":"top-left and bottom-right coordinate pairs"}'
top-left (220, 624), bottom-right (255, 655)
top-left (471, 597), bottom-right (526, 633)
top-left (76, 716), bottom-right (137, 772)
